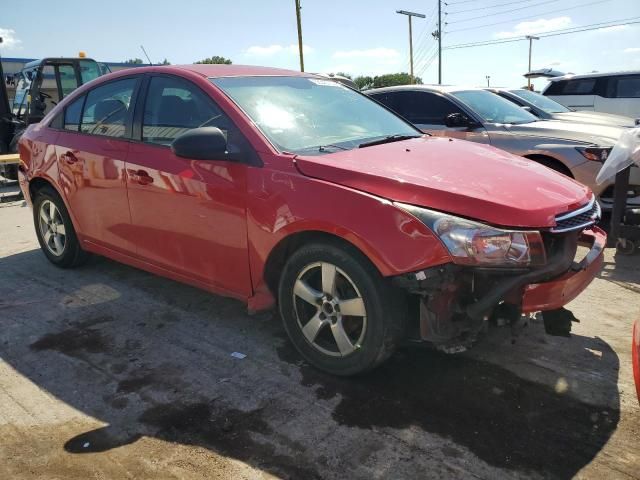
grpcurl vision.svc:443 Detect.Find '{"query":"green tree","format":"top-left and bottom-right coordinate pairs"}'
top-left (194, 56), bottom-right (232, 65)
top-left (354, 75), bottom-right (374, 90)
top-left (372, 73), bottom-right (422, 88)
top-left (160, 58), bottom-right (171, 65)
top-left (124, 58), bottom-right (144, 64)
top-left (334, 72), bottom-right (352, 79)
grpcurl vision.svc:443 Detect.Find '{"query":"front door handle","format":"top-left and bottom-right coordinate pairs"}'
top-left (127, 169), bottom-right (154, 185)
top-left (60, 151), bottom-right (78, 164)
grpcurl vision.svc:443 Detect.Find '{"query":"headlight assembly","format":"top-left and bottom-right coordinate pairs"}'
top-left (575, 146), bottom-right (612, 162)
top-left (395, 203), bottom-right (547, 267)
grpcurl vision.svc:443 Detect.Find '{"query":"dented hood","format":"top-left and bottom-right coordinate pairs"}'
top-left (294, 137), bottom-right (591, 228)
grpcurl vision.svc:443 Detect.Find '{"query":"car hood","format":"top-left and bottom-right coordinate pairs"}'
top-left (504, 120), bottom-right (622, 146)
top-left (551, 111), bottom-right (637, 128)
top-left (294, 137), bottom-right (591, 228)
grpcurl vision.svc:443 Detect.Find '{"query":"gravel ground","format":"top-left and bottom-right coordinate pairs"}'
top-left (0, 198), bottom-right (639, 479)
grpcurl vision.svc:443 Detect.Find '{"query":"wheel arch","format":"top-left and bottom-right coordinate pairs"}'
top-left (263, 230), bottom-right (382, 299)
top-left (523, 153), bottom-right (574, 178)
top-left (28, 176), bottom-right (81, 232)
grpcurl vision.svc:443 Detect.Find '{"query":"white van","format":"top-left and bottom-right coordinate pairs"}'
top-left (542, 71), bottom-right (640, 119)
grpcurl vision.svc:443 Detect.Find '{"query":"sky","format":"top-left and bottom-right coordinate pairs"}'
top-left (1, 0), bottom-right (639, 89)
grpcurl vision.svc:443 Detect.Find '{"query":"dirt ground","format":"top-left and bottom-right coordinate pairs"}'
top-left (1, 195), bottom-right (639, 479)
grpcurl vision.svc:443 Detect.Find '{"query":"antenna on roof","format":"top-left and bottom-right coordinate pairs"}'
top-left (140, 45), bottom-right (153, 65)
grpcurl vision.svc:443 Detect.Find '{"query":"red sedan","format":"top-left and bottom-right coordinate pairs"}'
top-left (18, 65), bottom-right (605, 375)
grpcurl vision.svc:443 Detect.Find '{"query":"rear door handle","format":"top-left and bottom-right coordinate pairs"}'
top-left (127, 169), bottom-right (154, 185)
top-left (61, 151), bottom-right (78, 164)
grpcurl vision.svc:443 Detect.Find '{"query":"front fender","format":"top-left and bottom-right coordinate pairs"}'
top-left (246, 167), bottom-right (451, 310)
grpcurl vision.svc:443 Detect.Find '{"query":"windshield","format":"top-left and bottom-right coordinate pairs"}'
top-left (452, 90), bottom-right (537, 124)
top-left (211, 76), bottom-right (419, 154)
top-left (79, 60), bottom-right (102, 84)
top-left (509, 89), bottom-right (570, 113)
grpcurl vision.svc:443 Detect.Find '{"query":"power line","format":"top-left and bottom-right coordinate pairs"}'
top-left (446, 0), bottom-right (610, 33)
top-left (447, 0), bottom-right (558, 24)
top-left (447, 0), bottom-right (545, 15)
top-left (444, 0), bottom-right (478, 5)
top-left (444, 17), bottom-right (640, 49)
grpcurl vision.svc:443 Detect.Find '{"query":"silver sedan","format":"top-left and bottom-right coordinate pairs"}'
top-left (367, 85), bottom-right (640, 208)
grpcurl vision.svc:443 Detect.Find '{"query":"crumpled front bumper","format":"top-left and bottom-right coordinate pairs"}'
top-left (521, 226), bottom-right (605, 313)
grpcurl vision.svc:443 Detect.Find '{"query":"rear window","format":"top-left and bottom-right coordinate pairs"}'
top-left (377, 91), bottom-right (464, 125)
top-left (80, 78), bottom-right (137, 138)
top-left (563, 79), bottom-right (596, 95)
top-left (545, 78), bottom-right (596, 95)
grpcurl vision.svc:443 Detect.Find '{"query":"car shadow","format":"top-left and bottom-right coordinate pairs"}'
top-left (0, 249), bottom-right (622, 479)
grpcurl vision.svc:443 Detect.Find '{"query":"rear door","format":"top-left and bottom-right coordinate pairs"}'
top-left (597, 75), bottom-right (640, 117)
top-left (55, 76), bottom-right (141, 254)
top-left (124, 74), bottom-right (253, 296)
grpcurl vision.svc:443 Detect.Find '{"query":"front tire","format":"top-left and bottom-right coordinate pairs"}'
top-left (278, 242), bottom-right (405, 376)
top-left (33, 186), bottom-right (89, 268)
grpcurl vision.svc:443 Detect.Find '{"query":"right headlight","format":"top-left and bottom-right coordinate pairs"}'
top-left (395, 203), bottom-right (547, 267)
top-left (575, 146), bottom-right (612, 162)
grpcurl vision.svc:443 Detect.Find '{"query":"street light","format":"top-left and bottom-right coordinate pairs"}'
top-left (396, 10), bottom-right (425, 84)
top-left (526, 35), bottom-right (540, 90)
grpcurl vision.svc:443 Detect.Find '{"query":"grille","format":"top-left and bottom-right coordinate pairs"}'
top-left (551, 197), bottom-right (601, 233)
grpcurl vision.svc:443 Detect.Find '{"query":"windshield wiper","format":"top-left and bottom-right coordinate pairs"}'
top-left (358, 134), bottom-right (420, 148)
top-left (318, 144), bottom-right (350, 152)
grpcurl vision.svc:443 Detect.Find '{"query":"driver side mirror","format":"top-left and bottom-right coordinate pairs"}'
top-left (171, 127), bottom-right (228, 160)
top-left (445, 112), bottom-right (477, 129)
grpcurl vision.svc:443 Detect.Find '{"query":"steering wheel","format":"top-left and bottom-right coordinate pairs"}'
top-left (39, 91), bottom-right (58, 106)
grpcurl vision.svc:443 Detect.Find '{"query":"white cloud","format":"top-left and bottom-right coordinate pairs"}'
top-left (245, 44), bottom-right (313, 56)
top-left (494, 16), bottom-right (572, 39)
top-left (625, 47), bottom-right (640, 53)
top-left (0, 28), bottom-right (21, 49)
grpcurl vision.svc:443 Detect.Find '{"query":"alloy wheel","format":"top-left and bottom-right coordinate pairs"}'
top-left (292, 262), bottom-right (367, 357)
top-left (38, 200), bottom-right (67, 257)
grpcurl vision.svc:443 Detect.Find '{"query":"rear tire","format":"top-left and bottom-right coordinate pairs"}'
top-left (32, 186), bottom-right (89, 268)
top-left (278, 242), bottom-right (405, 376)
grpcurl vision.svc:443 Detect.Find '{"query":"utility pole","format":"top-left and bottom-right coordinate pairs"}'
top-left (486, 75), bottom-right (490, 87)
top-left (438, 0), bottom-right (442, 84)
top-left (396, 10), bottom-right (425, 84)
top-left (526, 35), bottom-right (539, 90)
top-left (295, 0), bottom-right (305, 72)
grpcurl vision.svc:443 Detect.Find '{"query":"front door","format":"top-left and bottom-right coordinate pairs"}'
top-left (56, 76), bottom-right (140, 254)
top-left (125, 74), bottom-right (252, 297)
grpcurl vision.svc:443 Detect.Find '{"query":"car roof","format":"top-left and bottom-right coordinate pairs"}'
top-left (141, 64), bottom-right (312, 78)
top-left (549, 70), bottom-right (640, 82)
top-left (366, 84), bottom-right (479, 95)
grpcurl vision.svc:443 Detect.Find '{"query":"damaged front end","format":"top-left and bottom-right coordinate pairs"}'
top-left (393, 201), bottom-right (606, 352)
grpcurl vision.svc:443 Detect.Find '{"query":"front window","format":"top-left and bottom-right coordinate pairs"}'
top-left (211, 76), bottom-right (419, 154)
top-left (510, 89), bottom-right (570, 113)
top-left (451, 90), bottom-right (537, 125)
